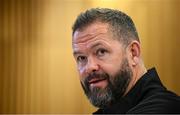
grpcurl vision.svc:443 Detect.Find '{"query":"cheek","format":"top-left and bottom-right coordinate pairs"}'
top-left (78, 66), bottom-right (86, 79)
top-left (100, 53), bottom-right (124, 75)
top-left (101, 60), bottom-right (122, 76)
top-left (78, 66), bottom-right (83, 74)
top-left (104, 65), bottom-right (118, 76)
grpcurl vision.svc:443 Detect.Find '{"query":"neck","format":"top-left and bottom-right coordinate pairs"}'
top-left (124, 63), bottom-right (147, 96)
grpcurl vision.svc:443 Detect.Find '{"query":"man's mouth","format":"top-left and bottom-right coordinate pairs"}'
top-left (88, 77), bottom-right (107, 88)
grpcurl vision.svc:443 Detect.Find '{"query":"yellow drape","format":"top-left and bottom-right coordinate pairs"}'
top-left (0, 0), bottom-right (180, 113)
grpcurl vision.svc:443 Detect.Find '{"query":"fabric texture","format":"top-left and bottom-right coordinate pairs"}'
top-left (93, 68), bottom-right (180, 114)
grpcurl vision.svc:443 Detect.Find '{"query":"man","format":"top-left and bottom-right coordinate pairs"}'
top-left (71, 8), bottom-right (180, 114)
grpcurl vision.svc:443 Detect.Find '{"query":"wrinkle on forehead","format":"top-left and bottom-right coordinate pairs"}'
top-left (72, 22), bottom-right (109, 45)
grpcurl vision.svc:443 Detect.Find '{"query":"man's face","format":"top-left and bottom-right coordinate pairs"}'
top-left (72, 22), bottom-right (132, 108)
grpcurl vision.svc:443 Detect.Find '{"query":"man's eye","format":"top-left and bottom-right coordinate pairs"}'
top-left (97, 48), bottom-right (108, 56)
top-left (77, 56), bottom-right (87, 63)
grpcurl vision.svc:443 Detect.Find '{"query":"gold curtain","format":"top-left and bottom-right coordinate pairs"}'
top-left (0, 0), bottom-right (180, 113)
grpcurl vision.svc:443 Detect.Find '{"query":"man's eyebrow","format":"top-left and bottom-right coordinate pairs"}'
top-left (73, 51), bottom-right (81, 56)
top-left (90, 42), bottom-right (103, 49)
top-left (73, 42), bottom-right (103, 56)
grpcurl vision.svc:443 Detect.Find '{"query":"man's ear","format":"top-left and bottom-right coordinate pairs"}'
top-left (127, 41), bottom-right (141, 66)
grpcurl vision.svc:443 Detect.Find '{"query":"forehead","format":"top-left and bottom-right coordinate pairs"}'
top-left (72, 22), bottom-right (110, 44)
top-left (72, 22), bottom-right (124, 56)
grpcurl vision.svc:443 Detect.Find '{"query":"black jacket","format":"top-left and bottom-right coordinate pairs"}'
top-left (94, 68), bottom-right (180, 114)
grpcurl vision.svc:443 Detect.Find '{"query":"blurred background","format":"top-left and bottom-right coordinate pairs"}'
top-left (0, 0), bottom-right (180, 113)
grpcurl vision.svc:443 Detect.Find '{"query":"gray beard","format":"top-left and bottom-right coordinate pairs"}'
top-left (81, 58), bottom-right (133, 109)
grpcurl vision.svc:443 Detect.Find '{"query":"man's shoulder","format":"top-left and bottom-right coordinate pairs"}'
top-left (127, 90), bottom-right (180, 113)
top-left (93, 90), bottom-right (180, 114)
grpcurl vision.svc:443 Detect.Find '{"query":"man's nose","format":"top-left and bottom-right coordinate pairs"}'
top-left (85, 57), bottom-right (99, 74)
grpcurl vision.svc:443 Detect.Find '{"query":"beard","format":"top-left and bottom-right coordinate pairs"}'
top-left (80, 58), bottom-right (133, 109)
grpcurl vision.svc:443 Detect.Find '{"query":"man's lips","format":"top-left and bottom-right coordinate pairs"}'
top-left (88, 78), bottom-right (107, 85)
